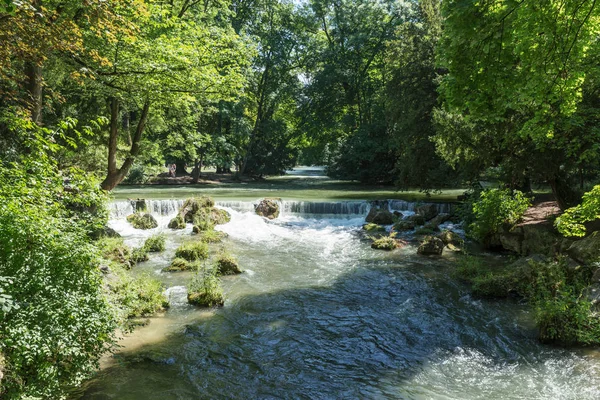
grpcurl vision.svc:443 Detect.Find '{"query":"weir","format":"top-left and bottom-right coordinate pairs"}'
top-left (109, 198), bottom-right (454, 218)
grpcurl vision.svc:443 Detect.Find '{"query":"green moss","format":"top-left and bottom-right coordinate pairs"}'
top-left (168, 215), bottom-right (186, 229)
top-left (371, 236), bottom-right (397, 250)
top-left (192, 216), bottom-right (214, 232)
top-left (188, 266), bottom-right (224, 307)
top-left (175, 241), bottom-right (209, 261)
top-left (363, 223), bottom-right (387, 232)
top-left (216, 253), bottom-right (242, 275)
top-left (211, 208), bottom-right (231, 225)
top-left (415, 227), bottom-right (436, 235)
top-left (162, 258), bottom-right (195, 272)
top-left (126, 212), bottom-right (158, 229)
top-left (144, 233), bottom-right (166, 252)
top-left (198, 229), bottom-right (228, 243)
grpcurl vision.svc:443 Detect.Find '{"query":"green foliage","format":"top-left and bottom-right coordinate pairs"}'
top-left (188, 265), bottom-right (224, 307)
top-left (168, 215), bottom-right (186, 229)
top-left (454, 255), bottom-right (600, 345)
top-left (0, 153), bottom-right (116, 399)
top-left (556, 185), bottom-right (600, 237)
top-left (144, 233), bottom-right (166, 252)
top-left (98, 237), bottom-right (131, 267)
top-left (469, 189), bottom-right (531, 242)
top-left (175, 241), bottom-right (209, 261)
top-left (106, 264), bottom-right (168, 327)
top-left (363, 223), bottom-right (387, 232)
top-left (198, 229), bottom-right (228, 244)
top-left (130, 246), bottom-right (150, 264)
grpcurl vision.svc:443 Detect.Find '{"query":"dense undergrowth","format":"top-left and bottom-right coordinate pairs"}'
top-left (454, 255), bottom-right (600, 345)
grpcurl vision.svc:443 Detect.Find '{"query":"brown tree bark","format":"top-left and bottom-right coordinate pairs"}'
top-left (101, 101), bottom-right (150, 191)
top-left (25, 61), bottom-right (43, 125)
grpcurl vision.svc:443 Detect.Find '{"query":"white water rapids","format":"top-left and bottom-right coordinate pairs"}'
top-left (75, 199), bottom-right (600, 399)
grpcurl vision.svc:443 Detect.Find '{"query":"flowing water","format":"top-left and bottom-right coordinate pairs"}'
top-left (74, 174), bottom-right (600, 399)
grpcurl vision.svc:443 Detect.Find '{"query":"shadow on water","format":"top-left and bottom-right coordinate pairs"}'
top-left (74, 256), bottom-right (599, 400)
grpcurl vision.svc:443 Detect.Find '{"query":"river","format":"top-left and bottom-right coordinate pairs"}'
top-left (74, 169), bottom-right (600, 399)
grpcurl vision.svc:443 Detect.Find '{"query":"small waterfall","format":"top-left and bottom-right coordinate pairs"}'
top-left (109, 199), bottom-right (184, 218)
top-left (109, 198), bottom-right (455, 218)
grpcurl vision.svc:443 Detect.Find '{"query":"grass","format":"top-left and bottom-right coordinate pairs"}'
top-left (144, 233), bottom-right (166, 252)
top-left (175, 241), bottom-right (209, 261)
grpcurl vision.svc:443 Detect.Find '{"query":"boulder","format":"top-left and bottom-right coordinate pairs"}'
top-left (567, 231), bottom-right (600, 265)
top-left (416, 204), bottom-right (439, 221)
top-left (126, 213), bottom-right (158, 230)
top-left (417, 236), bottom-right (444, 255)
top-left (393, 220), bottom-right (415, 231)
top-left (495, 223), bottom-right (557, 256)
top-left (255, 198), bottom-right (280, 219)
top-left (365, 207), bottom-right (394, 225)
top-left (428, 213), bottom-right (451, 227)
top-left (371, 236), bottom-right (398, 251)
top-left (407, 214), bottom-right (426, 226)
top-left (162, 258), bottom-right (192, 272)
top-left (216, 254), bottom-right (243, 275)
top-left (168, 215), bottom-right (186, 229)
top-left (91, 225), bottom-right (121, 239)
top-left (438, 230), bottom-right (463, 247)
top-left (182, 196), bottom-right (215, 222)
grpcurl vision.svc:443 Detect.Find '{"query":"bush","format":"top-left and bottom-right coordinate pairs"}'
top-left (123, 163), bottom-right (147, 184)
top-left (187, 265), bottom-right (224, 307)
top-left (175, 241), bottom-right (209, 261)
top-left (0, 153), bottom-right (116, 399)
top-left (144, 233), bottom-right (166, 252)
top-left (555, 185), bottom-right (600, 237)
top-left (469, 188), bottom-right (531, 243)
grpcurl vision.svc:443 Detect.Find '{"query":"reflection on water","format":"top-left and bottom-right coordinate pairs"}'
top-left (75, 201), bottom-right (600, 400)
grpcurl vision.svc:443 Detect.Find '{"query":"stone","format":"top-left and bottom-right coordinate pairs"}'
top-left (407, 214), bottom-right (426, 226)
top-left (182, 197), bottom-right (215, 222)
top-left (416, 204), bottom-right (439, 221)
top-left (168, 215), bottom-right (186, 229)
top-left (567, 231), bottom-right (600, 265)
top-left (217, 255), bottom-right (242, 275)
top-left (393, 220), bottom-right (415, 231)
top-left (162, 258), bottom-right (192, 272)
top-left (126, 212), bottom-right (158, 230)
top-left (255, 198), bottom-right (280, 219)
top-left (428, 213), bottom-right (451, 227)
top-left (363, 223), bottom-right (387, 232)
top-left (438, 230), bottom-right (463, 247)
top-left (417, 236), bottom-right (444, 255)
top-left (365, 207), bottom-right (394, 225)
top-left (371, 237), bottom-right (398, 251)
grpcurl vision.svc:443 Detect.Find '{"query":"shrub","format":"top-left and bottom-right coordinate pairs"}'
top-left (469, 188), bottom-right (531, 243)
top-left (144, 233), bottom-right (166, 252)
top-left (188, 265), bottom-right (224, 307)
top-left (175, 241), bottom-right (209, 261)
top-left (555, 185), bottom-right (600, 237)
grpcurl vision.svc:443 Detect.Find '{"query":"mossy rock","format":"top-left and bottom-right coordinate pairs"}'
top-left (255, 198), bottom-right (280, 219)
top-left (192, 220), bottom-right (214, 233)
top-left (175, 241), bottom-right (208, 261)
top-left (126, 212), bottom-right (158, 230)
top-left (363, 223), bottom-right (387, 232)
top-left (365, 207), bottom-right (394, 225)
top-left (216, 254), bottom-right (242, 275)
top-left (417, 236), bottom-right (444, 255)
top-left (438, 230), bottom-right (463, 247)
top-left (210, 208), bottom-right (231, 225)
top-left (144, 234), bottom-right (166, 252)
top-left (198, 230), bottom-right (228, 243)
top-left (182, 196), bottom-right (215, 222)
top-left (168, 215), bottom-right (186, 230)
top-left (415, 226), bottom-right (437, 236)
top-left (393, 220), bottom-right (415, 231)
top-left (162, 258), bottom-right (194, 272)
top-left (99, 238), bottom-right (132, 267)
top-left (371, 236), bottom-right (398, 251)
top-left (567, 231), bottom-right (600, 265)
top-left (407, 214), bottom-right (426, 226)
top-left (187, 291), bottom-right (224, 307)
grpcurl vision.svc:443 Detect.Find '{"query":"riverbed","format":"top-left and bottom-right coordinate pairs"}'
top-left (73, 169), bottom-right (600, 399)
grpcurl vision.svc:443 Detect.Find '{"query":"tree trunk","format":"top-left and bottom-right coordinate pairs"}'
top-left (192, 157), bottom-right (201, 183)
top-left (25, 61), bottom-right (43, 125)
top-left (175, 160), bottom-right (189, 176)
top-left (101, 101), bottom-right (150, 191)
top-left (549, 177), bottom-right (580, 211)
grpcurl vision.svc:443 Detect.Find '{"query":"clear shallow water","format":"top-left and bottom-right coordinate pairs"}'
top-left (74, 199), bottom-right (600, 400)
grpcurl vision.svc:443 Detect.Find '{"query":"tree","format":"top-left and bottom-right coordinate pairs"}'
top-left (435, 0), bottom-right (600, 207)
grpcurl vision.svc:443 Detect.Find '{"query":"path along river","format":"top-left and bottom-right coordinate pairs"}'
top-left (74, 169), bottom-right (600, 400)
